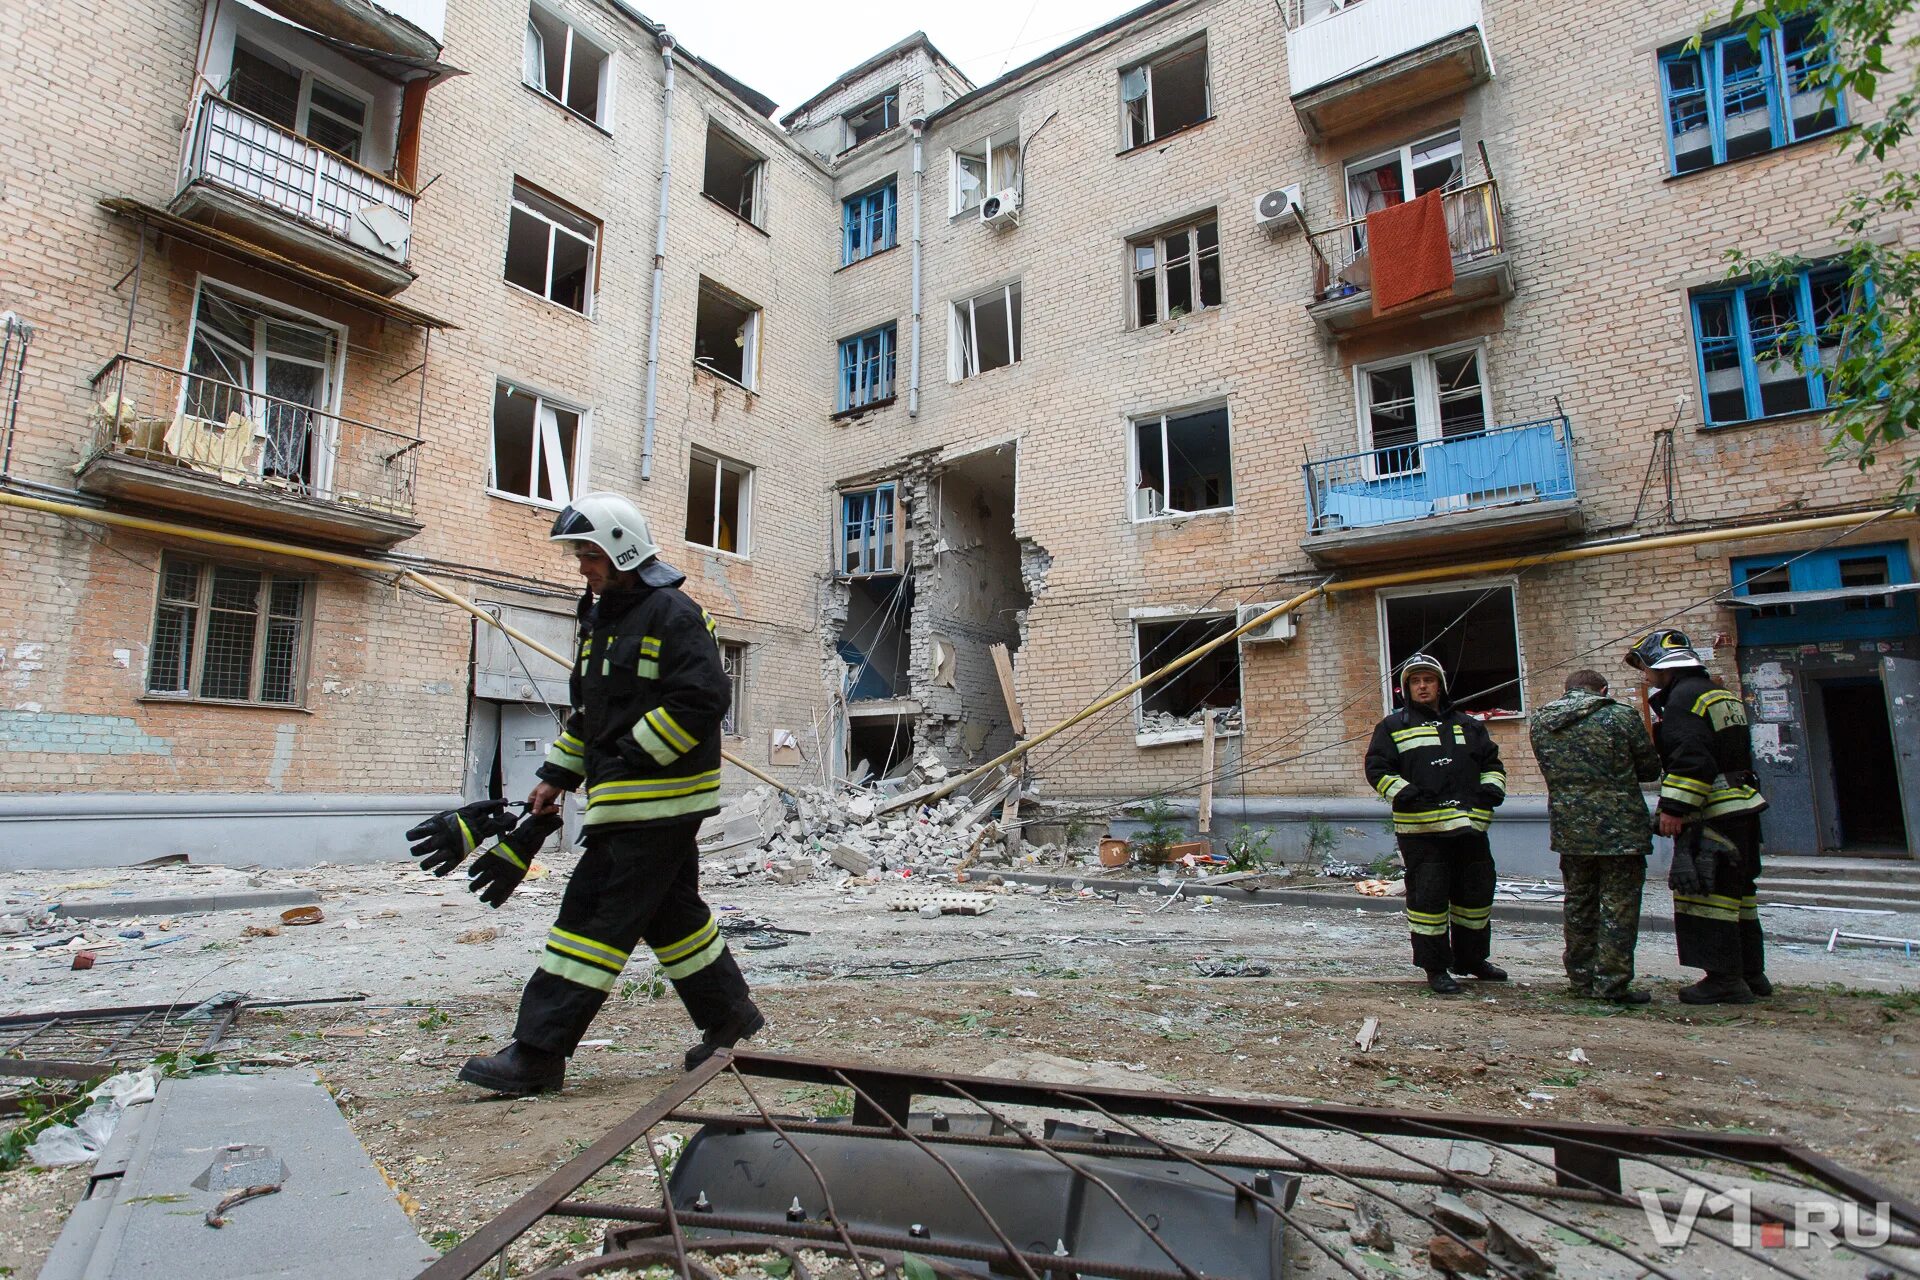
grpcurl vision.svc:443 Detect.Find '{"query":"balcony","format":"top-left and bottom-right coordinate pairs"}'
top-left (1305, 181), bottom-right (1511, 335)
top-left (1301, 415), bottom-right (1582, 568)
top-left (172, 92), bottom-right (416, 295)
top-left (76, 356), bottom-right (423, 549)
top-left (1286, 0), bottom-right (1493, 143)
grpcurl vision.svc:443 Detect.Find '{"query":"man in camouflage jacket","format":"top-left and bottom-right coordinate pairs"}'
top-left (1529, 670), bottom-right (1663, 1004)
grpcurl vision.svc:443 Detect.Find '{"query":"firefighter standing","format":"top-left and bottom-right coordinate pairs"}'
top-left (1364, 653), bottom-right (1509, 994)
top-left (1626, 628), bottom-right (1771, 1005)
top-left (435, 493), bottom-right (762, 1094)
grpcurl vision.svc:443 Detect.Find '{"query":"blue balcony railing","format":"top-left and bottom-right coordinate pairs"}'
top-left (1304, 415), bottom-right (1576, 535)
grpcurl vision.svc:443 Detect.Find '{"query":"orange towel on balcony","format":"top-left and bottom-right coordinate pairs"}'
top-left (1367, 189), bottom-right (1454, 317)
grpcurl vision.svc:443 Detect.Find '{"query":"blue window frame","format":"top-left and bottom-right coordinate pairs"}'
top-left (1731, 542), bottom-right (1916, 645)
top-left (842, 181), bottom-right (897, 266)
top-left (837, 324), bottom-right (896, 411)
top-left (1662, 18), bottom-right (1846, 175)
top-left (1691, 263), bottom-right (1858, 426)
top-left (841, 484), bottom-right (898, 576)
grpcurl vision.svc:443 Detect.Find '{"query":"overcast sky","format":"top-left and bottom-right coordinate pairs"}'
top-left (638, 0), bottom-right (1135, 115)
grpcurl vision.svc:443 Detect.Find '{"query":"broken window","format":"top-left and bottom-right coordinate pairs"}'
top-left (490, 381), bottom-right (583, 507)
top-left (1380, 583), bottom-right (1524, 718)
top-left (702, 123), bottom-right (765, 225)
top-left (184, 282), bottom-right (341, 489)
top-left (505, 181), bottom-right (597, 315)
top-left (842, 180), bottom-right (897, 265)
top-left (1733, 543), bottom-right (1916, 644)
top-left (685, 448), bottom-right (750, 555)
top-left (951, 283), bottom-right (1021, 379)
top-left (693, 279), bottom-right (761, 388)
top-left (841, 484), bottom-right (900, 576)
top-left (1661, 18), bottom-right (1844, 176)
top-left (838, 324), bottom-right (896, 411)
top-left (525, 3), bottom-right (612, 124)
top-left (1691, 263), bottom-right (1856, 425)
top-left (953, 132), bottom-right (1020, 215)
top-left (1357, 345), bottom-right (1488, 477)
top-left (1739, 561), bottom-right (1795, 617)
top-left (1130, 217), bottom-right (1221, 326)
top-left (721, 641), bottom-right (745, 735)
top-left (1135, 614), bottom-right (1241, 739)
top-left (227, 41), bottom-right (369, 162)
top-left (843, 87), bottom-right (899, 149)
top-left (1344, 129), bottom-right (1462, 221)
top-left (1840, 555), bottom-right (1891, 610)
top-left (1131, 406), bottom-right (1232, 519)
top-left (1121, 37), bottom-right (1209, 149)
top-left (147, 554), bottom-right (311, 706)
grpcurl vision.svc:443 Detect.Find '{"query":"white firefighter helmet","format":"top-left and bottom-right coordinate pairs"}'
top-left (1397, 651), bottom-right (1450, 698)
top-left (549, 492), bottom-right (659, 573)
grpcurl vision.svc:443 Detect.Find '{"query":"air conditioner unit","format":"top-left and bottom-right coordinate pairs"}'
top-left (1237, 603), bottom-right (1298, 644)
top-left (980, 188), bottom-right (1021, 227)
top-left (1253, 184), bottom-right (1303, 234)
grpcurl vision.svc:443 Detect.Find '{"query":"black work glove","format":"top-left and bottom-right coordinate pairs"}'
top-left (1474, 786), bottom-right (1505, 810)
top-left (467, 812), bottom-right (563, 908)
top-left (407, 800), bottom-right (517, 876)
top-left (1397, 785), bottom-right (1435, 810)
top-left (1667, 824), bottom-right (1708, 897)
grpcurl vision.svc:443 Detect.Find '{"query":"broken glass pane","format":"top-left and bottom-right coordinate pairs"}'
top-left (686, 453), bottom-right (718, 547)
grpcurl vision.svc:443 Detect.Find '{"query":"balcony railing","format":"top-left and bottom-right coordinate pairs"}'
top-left (86, 355), bottom-right (420, 519)
top-left (1309, 180), bottom-right (1503, 306)
top-left (1286, 0), bottom-right (1486, 97)
top-left (1304, 415), bottom-right (1575, 535)
top-left (183, 91), bottom-right (414, 265)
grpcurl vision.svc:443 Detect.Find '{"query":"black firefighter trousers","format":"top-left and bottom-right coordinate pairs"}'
top-left (513, 819), bottom-right (752, 1056)
top-left (1672, 814), bottom-right (1766, 982)
top-left (1400, 830), bottom-right (1496, 974)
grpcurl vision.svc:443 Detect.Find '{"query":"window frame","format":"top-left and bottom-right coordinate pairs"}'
top-left (504, 181), bottom-right (600, 317)
top-left (1689, 262), bottom-right (1858, 427)
top-left (1730, 541), bottom-right (1915, 643)
top-left (720, 640), bottom-right (746, 737)
top-left (1119, 35), bottom-right (1212, 150)
top-left (487, 380), bottom-right (590, 510)
top-left (144, 553), bottom-right (315, 708)
top-left (840, 483), bottom-right (903, 577)
top-left (523, 2), bottom-right (616, 128)
top-left (1352, 340), bottom-right (1492, 479)
top-left (842, 87), bottom-right (900, 150)
top-left (1129, 607), bottom-right (1244, 746)
top-left (1375, 577), bottom-right (1528, 719)
top-left (949, 281), bottom-right (1023, 381)
top-left (1127, 402), bottom-right (1234, 522)
top-left (692, 278), bottom-right (763, 391)
top-left (684, 447), bottom-right (753, 557)
top-left (227, 38), bottom-right (374, 165)
top-left (1660, 18), bottom-right (1847, 177)
top-left (1342, 127), bottom-right (1464, 223)
top-left (842, 179), bottom-right (898, 266)
top-left (701, 120), bottom-right (767, 227)
top-left (837, 323), bottom-right (898, 412)
top-left (951, 131), bottom-right (1021, 216)
top-left (1128, 215), bottom-right (1223, 328)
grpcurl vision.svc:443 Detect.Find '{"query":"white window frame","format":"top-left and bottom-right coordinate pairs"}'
top-left (1127, 401), bottom-right (1234, 522)
top-left (1120, 35), bottom-right (1212, 150)
top-left (227, 37), bottom-right (374, 163)
top-left (685, 448), bottom-right (753, 557)
top-left (703, 120), bottom-right (767, 227)
top-left (523, 2), bottom-right (616, 127)
top-left (1374, 576), bottom-right (1528, 719)
top-left (1128, 605), bottom-right (1244, 747)
top-left (1129, 216), bottom-right (1222, 327)
top-left (1353, 340), bottom-right (1491, 479)
top-left (951, 131), bottom-right (1021, 216)
top-left (487, 380), bottom-right (590, 510)
top-left (693, 280), bottom-right (762, 391)
top-left (949, 282), bottom-right (1022, 381)
top-left (720, 640), bottom-right (746, 736)
top-left (505, 182), bottom-right (599, 317)
top-left (1343, 128), bottom-right (1464, 221)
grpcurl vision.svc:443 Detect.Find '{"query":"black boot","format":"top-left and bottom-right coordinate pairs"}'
top-left (458, 1041), bottom-right (566, 1095)
top-left (1427, 969), bottom-right (1463, 995)
top-left (1678, 974), bottom-right (1756, 1006)
top-left (1455, 961), bottom-right (1507, 981)
top-left (1596, 989), bottom-right (1651, 1006)
top-left (1746, 973), bottom-right (1774, 997)
top-left (684, 1000), bottom-right (766, 1071)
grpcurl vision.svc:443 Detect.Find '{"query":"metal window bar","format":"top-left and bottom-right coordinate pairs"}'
top-left (416, 1051), bottom-right (1920, 1280)
top-left (1303, 412), bottom-right (1575, 534)
top-left (1309, 178), bottom-right (1502, 304)
top-left (0, 1001), bottom-right (240, 1083)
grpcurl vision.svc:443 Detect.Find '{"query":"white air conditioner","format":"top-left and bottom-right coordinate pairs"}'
top-left (1253, 185), bottom-right (1303, 233)
top-left (1237, 603), bottom-right (1298, 644)
top-left (980, 188), bottom-right (1021, 227)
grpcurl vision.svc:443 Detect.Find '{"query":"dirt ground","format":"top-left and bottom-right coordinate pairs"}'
top-left (4, 859), bottom-right (1920, 1277)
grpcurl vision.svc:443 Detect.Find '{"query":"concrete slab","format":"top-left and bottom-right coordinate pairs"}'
top-left (56, 890), bottom-right (319, 921)
top-left (53, 1069), bottom-right (433, 1280)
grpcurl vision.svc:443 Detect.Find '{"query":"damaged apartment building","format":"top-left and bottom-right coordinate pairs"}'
top-left (2, 0), bottom-right (1918, 869)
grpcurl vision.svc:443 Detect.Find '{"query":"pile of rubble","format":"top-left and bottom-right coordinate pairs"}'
top-left (1138, 707), bottom-right (1244, 735)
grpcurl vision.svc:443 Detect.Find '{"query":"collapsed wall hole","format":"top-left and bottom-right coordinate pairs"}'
top-left (838, 576), bottom-right (912, 703)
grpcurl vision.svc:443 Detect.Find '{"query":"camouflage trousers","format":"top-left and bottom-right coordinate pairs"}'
top-left (1560, 854), bottom-right (1645, 998)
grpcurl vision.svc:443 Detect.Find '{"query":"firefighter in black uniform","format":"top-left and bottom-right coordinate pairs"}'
top-left (1625, 628), bottom-right (1771, 1005)
top-left (410, 492), bottom-right (763, 1094)
top-left (1365, 653), bottom-right (1509, 994)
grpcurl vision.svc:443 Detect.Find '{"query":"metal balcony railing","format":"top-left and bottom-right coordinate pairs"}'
top-left (1303, 414), bottom-right (1575, 535)
top-left (183, 91), bottom-right (414, 264)
top-left (1284, 0), bottom-right (1486, 96)
top-left (1308, 180), bottom-right (1503, 305)
top-left (86, 355), bottom-right (420, 519)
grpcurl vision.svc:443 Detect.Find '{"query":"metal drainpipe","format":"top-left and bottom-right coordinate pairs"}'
top-left (908, 118), bottom-right (926, 418)
top-left (639, 32), bottom-right (676, 481)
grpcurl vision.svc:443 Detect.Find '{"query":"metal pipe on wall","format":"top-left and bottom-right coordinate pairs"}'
top-left (908, 118), bottom-right (926, 418)
top-left (638, 32), bottom-right (677, 481)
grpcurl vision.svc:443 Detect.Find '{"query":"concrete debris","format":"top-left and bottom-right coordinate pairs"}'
top-left (889, 892), bottom-right (995, 916)
top-left (1431, 1191), bottom-right (1490, 1237)
top-left (1354, 1016), bottom-right (1381, 1052)
top-left (1428, 1234), bottom-right (1490, 1275)
top-left (1139, 707), bottom-right (1243, 735)
top-left (1348, 1195), bottom-right (1394, 1250)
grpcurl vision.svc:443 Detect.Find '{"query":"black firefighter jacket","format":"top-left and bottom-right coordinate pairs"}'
top-left (1649, 670), bottom-right (1768, 825)
top-left (1365, 699), bottom-right (1507, 837)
